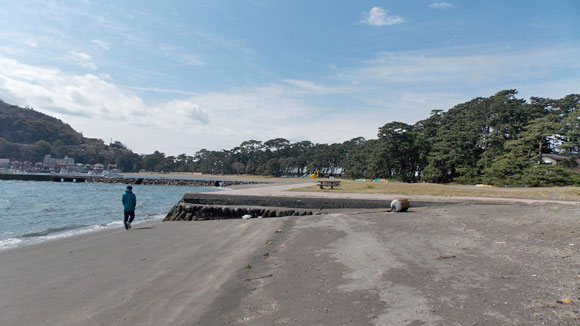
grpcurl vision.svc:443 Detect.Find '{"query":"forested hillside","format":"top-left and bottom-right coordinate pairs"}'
top-left (0, 100), bottom-right (139, 168)
top-left (0, 100), bottom-right (83, 145)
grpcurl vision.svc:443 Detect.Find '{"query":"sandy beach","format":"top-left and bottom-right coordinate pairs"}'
top-left (1, 183), bottom-right (580, 325)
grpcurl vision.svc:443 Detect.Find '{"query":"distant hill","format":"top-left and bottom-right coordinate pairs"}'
top-left (0, 99), bottom-right (83, 145)
top-left (0, 100), bottom-right (141, 168)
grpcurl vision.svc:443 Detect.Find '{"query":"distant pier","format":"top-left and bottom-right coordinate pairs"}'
top-left (0, 173), bottom-right (88, 183)
top-left (0, 173), bottom-right (265, 187)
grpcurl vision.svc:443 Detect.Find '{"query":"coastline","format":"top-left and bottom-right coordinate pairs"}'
top-left (1, 183), bottom-right (579, 325)
top-left (0, 180), bottom-right (213, 251)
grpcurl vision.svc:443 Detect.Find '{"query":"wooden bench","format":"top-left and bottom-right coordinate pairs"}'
top-left (318, 180), bottom-right (341, 189)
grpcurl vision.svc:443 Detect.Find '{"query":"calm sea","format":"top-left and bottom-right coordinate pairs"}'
top-left (0, 180), bottom-right (217, 250)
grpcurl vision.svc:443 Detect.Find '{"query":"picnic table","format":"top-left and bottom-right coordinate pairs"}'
top-left (317, 180), bottom-right (340, 189)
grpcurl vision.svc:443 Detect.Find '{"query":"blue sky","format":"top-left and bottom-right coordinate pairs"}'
top-left (0, 1), bottom-right (578, 155)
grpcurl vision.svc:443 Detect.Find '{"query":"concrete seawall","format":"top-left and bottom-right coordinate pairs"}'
top-left (163, 192), bottom-right (454, 221)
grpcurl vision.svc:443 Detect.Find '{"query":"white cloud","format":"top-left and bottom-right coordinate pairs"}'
top-left (158, 100), bottom-right (210, 125)
top-left (0, 56), bottom-right (370, 153)
top-left (24, 39), bottom-right (38, 48)
top-left (91, 39), bottom-right (109, 51)
top-left (67, 51), bottom-right (98, 70)
top-left (430, 2), bottom-right (453, 9)
top-left (361, 7), bottom-right (404, 27)
top-left (0, 56), bottom-right (210, 146)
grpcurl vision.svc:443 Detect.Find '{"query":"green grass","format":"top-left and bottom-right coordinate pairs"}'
top-left (291, 179), bottom-right (580, 202)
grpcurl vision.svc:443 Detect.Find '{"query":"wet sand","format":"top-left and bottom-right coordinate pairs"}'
top-left (1, 183), bottom-right (579, 325)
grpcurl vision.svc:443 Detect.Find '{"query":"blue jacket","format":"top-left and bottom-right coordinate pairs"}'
top-left (122, 190), bottom-right (137, 211)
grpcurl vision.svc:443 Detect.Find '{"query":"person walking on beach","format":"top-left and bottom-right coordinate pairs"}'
top-left (122, 185), bottom-right (137, 230)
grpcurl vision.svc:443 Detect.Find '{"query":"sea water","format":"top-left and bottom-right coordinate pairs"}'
top-left (0, 180), bottom-right (218, 250)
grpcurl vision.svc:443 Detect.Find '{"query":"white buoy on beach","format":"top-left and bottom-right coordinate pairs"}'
top-left (241, 214), bottom-right (252, 220)
top-left (390, 198), bottom-right (410, 212)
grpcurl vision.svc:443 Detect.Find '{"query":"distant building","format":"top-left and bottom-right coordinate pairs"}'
top-left (22, 161), bottom-right (33, 172)
top-left (0, 158), bottom-right (9, 169)
top-left (43, 155), bottom-right (75, 172)
top-left (93, 163), bottom-right (105, 174)
top-left (10, 160), bottom-right (22, 171)
top-left (75, 163), bottom-right (85, 173)
top-left (43, 155), bottom-right (57, 171)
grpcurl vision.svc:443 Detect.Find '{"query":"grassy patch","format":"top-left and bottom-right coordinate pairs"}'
top-left (291, 179), bottom-right (580, 201)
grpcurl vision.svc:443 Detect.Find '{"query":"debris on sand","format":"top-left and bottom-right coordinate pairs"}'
top-left (435, 255), bottom-right (457, 259)
top-left (244, 274), bottom-right (273, 282)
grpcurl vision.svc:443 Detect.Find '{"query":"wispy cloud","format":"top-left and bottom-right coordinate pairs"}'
top-left (338, 44), bottom-right (580, 87)
top-left (119, 85), bottom-right (197, 95)
top-left (282, 79), bottom-right (354, 94)
top-left (252, 1), bottom-right (270, 8)
top-left (430, 2), bottom-right (453, 9)
top-left (159, 44), bottom-right (203, 66)
top-left (361, 7), bottom-right (405, 27)
top-left (0, 55), bottom-right (385, 153)
top-left (91, 39), bottom-right (109, 51)
top-left (67, 51), bottom-right (98, 70)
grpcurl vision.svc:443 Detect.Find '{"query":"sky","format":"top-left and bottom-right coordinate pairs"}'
top-left (0, 1), bottom-right (579, 155)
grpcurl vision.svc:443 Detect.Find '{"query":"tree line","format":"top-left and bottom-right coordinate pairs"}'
top-left (129, 90), bottom-right (580, 186)
top-left (2, 90), bottom-right (579, 186)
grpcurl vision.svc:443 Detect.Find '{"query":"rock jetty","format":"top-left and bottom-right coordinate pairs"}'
top-left (164, 202), bottom-right (314, 221)
top-left (86, 177), bottom-right (264, 187)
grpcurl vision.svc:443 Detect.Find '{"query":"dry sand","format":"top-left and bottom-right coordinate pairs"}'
top-left (1, 183), bottom-right (579, 325)
top-left (0, 219), bottom-right (285, 326)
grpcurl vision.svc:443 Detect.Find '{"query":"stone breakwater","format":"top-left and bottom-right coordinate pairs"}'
top-left (86, 177), bottom-right (264, 187)
top-left (164, 202), bottom-right (315, 221)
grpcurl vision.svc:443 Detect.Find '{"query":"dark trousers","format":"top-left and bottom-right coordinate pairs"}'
top-left (124, 210), bottom-right (135, 224)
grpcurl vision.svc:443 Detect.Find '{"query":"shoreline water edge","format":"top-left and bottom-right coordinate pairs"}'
top-left (0, 179), bottom-right (225, 250)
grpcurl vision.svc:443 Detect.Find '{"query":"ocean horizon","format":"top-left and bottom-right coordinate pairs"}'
top-left (0, 180), bottom-right (218, 250)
